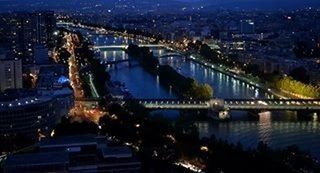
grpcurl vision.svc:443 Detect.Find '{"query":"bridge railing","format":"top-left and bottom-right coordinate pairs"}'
top-left (224, 100), bottom-right (320, 106)
top-left (94, 44), bottom-right (167, 49)
top-left (75, 98), bottom-right (320, 111)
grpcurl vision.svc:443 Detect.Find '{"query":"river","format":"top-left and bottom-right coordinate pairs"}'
top-left (68, 26), bottom-right (320, 159)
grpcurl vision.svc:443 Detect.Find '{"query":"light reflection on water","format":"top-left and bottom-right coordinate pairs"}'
top-left (88, 33), bottom-right (320, 158)
top-left (100, 50), bottom-right (130, 61)
top-left (195, 111), bottom-right (320, 158)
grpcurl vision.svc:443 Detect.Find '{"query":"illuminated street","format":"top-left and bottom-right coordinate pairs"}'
top-left (1, 1), bottom-right (320, 173)
top-left (53, 32), bottom-right (105, 123)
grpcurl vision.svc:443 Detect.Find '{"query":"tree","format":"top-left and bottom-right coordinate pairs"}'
top-left (54, 117), bottom-right (99, 136)
top-left (245, 64), bottom-right (262, 76)
top-left (200, 44), bottom-right (213, 59)
top-left (190, 81), bottom-right (213, 100)
top-left (23, 73), bottom-right (34, 89)
top-left (174, 115), bottom-right (200, 158)
top-left (289, 67), bottom-right (310, 84)
top-left (195, 40), bottom-right (203, 50)
top-left (273, 76), bottom-right (320, 98)
top-left (293, 41), bottom-right (307, 58)
top-left (58, 48), bottom-right (71, 64)
top-left (0, 133), bottom-right (33, 153)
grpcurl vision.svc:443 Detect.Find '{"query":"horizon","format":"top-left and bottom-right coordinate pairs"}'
top-left (0, 0), bottom-right (320, 173)
top-left (0, 0), bottom-right (319, 12)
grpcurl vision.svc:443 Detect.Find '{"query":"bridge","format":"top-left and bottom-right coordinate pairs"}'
top-left (75, 97), bottom-right (320, 111)
top-left (104, 53), bottom-right (184, 66)
top-left (77, 97), bottom-right (320, 112)
top-left (158, 52), bottom-right (183, 58)
top-left (133, 99), bottom-right (320, 111)
top-left (94, 44), bottom-right (167, 49)
top-left (136, 98), bottom-right (320, 119)
top-left (104, 59), bottom-right (132, 65)
top-left (76, 97), bottom-right (320, 119)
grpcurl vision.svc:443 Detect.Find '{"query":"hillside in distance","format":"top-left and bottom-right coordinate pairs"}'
top-left (0, 0), bottom-right (319, 12)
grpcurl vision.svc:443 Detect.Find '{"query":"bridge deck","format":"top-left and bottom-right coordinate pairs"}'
top-left (76, 98), bottom-right (320, 111)
top-left (136, 99), bottom-right (320, 111)
top-left (104, 53), bottom-right (183, 65)
top-left (94, 44), bottom-right (166, 49)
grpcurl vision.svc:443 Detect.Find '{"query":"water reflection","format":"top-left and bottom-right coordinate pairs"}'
top-left (100, 50), bottom-right (130, 62)
top-left (258, 111), bottom-right (272, 145)
top-left (196, 119), bottom-right (320, 157)
top-left (86, 31), bottom-right (320, 159)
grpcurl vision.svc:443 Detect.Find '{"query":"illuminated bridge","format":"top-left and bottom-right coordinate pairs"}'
top-left (104, 53), bottom-right (184, 65)
top-left (131, 99), bottom-right (320, 111)
top-left (94, 44), bottom-right (167, 49)
top-left (158, 53), bottom-right (183, 58)
top-left (77, 98), bottom-right (320, 111)
top-left (77, 98), bottom-right (320, 119)
top-left (104, 59), bottom-right (132, 65)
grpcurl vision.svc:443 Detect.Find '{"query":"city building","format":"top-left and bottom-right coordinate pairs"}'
top-left (8, 12), bottom-right (36, 64)
top-left (0, 11), bottom-right (56, 65)
top-left (0, 49), bottom-right (23, 92)
top-left (240, 20), bottom-right (255, 34)
top-left (4, 135), bottom-right (141, 173)
top-left (309, 71), bottom-right (320, 85)
top-left (34, 44), bottom-right (50, 65)
top-left (0, 88), bottom-right (73, 139)
top-left (34, 11), bottom-right (56, 45)
top-left (36, 65), bottom-right (69, 89)
top-left (0, 64), bottom-right (73, 139)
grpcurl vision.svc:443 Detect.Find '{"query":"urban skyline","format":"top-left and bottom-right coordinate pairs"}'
top-left (0, 0), bottom-right (320, 172)
top-left (0, 0), bottom-right (320, 12)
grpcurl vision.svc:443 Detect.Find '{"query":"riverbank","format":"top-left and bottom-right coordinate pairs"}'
top-left (187, 55), bottom-right (287, 99)
top-left (185, 40), bottom-right (320, 99)
top-left (188, 53), bottom-right (319, 99)
top-left (127, 44), bottom-right (213, 100)
top-left (55, 22), bottom-right (320, 172)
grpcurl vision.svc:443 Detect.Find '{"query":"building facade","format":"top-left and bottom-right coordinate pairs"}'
top-left (0, 11), bottom-right (56, 64)
top-left (240, 20), bottom-right (255, 34)
top-left (0, 88), bottom-right (73, 139)
top-left (0, 56), bottom-right (23, 92)
top-left (4, 135), bottom-right (141, 173)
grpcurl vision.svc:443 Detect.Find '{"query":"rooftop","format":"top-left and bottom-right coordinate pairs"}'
top-left (0, 96), bottom-right (53, 111)
top-left (5, 152), bottom-right (69, 167)
top-left (39, 134), bottom-right (105, 149)
top-left (102, 147), bottom-right (133, 159)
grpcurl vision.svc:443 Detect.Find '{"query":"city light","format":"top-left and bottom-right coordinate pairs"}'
top-left (1, 2), bottom-right (320, 173)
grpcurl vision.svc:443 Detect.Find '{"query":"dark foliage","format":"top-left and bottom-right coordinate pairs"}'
top-left (289, 66), bottom-right (310, 84)
top-left (54, 117), bottom-right (99, 136)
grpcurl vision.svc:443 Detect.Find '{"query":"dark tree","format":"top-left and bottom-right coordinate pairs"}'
top-left (245, 64), bottom-right (262, 76)
top-left (23, 73), bottom-right (33, 89)
top-left (0, 133), bottom-right (33, 153)
top-left (54, 117), bottom-right (99, 136)
top-left (289, 66), bottom-right (310, 84)
top-left (200, 44), bottom-right (214, 60)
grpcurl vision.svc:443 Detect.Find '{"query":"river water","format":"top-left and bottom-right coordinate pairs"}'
top-left (71, 27), bottom-right (320, 158)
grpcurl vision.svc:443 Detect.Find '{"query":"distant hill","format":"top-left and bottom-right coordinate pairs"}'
top-left (0, 0), bottom-right (319, 12)
top-left (202, 0), bottom-right (320, 10)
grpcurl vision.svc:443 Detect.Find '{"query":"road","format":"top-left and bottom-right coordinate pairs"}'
top-left (53, 32), bottom-right (105, 123)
